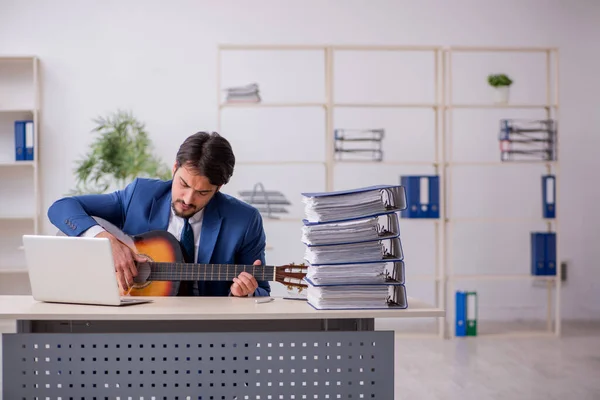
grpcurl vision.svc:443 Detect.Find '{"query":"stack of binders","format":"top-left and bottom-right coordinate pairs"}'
top-left (300, 184), bottom-right (409, 310)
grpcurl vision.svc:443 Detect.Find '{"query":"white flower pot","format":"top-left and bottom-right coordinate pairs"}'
top-left (494, 86), bottom-right (510, 104)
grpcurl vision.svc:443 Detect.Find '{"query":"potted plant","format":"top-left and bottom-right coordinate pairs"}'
top-left (487, 73), bottom-right (513, 104)
top-left (70, 110), bottom-right (171, 195)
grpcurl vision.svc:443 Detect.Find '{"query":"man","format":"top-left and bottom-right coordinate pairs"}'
top-left (47, 131), bottom-right (270, 297)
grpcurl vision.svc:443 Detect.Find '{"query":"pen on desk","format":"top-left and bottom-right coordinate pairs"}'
top-left (255, 297), bottom-right (274, 304)
top-left (283, 297), bottom-right (307, 301)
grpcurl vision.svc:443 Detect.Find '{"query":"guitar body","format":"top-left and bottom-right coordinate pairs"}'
top-left (128, 230), bottom-right (184, 297)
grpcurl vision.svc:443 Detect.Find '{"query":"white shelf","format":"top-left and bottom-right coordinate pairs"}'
top-left (334, 103), bottom-right (439, 108)
top-left (0, 54), bottom-right (40, 290)
top-left (236, 160), bottom-right (325, 166)
top-left (220, 102), bottom-right (325, 108)
top-left (0, 161), bottom-right (35, 167)
top-left (447, 217), bottom-right (555, 223)
top-left (0, 108), bottom-right (35, 113)
top-left (334, 160), bottom-right (438, 166)
top-left (446, 161), bottom-right (558, 166)
top-left (445, 45), bottom-right (561, 339)
top-left (217, 44), bottom-right (561, 340)
top-left (449, 274), bottom-right (556, 281)
top-left (0, 268), bottom-right (28, 274)
top-left (0, 214), bottom-right (36, 220)
top-left (412, 275), bottom-right (442, 281)
top-left (447, 104), bottom-right (557, 109)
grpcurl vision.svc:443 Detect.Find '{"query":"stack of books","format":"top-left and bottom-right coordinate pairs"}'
top-left (300, 184), bottom-right (408, 310)
top-left (224, 83), bottom-right (261, 103)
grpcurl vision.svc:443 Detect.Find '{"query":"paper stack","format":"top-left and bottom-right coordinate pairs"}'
top-left (224, 83), bottom-right (261, 103)
top-left (300, 185), bottom-right (409, 310)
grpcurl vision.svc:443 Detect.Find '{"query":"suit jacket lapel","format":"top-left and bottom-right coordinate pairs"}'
top-left (148, 190), bottom-right (172, 231)
top-left (197, 194), bottom-right (223, 264)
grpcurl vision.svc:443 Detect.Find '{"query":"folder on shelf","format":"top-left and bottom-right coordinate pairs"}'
top-left (306, 281), bottom-right (407, 310)
top-left (400, 175), bottom-right (440, 219)
top-left (542, 175), bottom-right (556, 219)
top-left (301, 184), bottom-right (407, 224)
top-left (301, 210), bottom-right (400, 246)
top-left (531, 232), bottom-right (557, 276)
top-left (14, 120), bottom-right (34, 162)
top-left (455, 291), bottom-right (467, 337)
top-left (466, 291), bottom-right (478, 336)
top-left (25, 121), bottom-right (34, 161)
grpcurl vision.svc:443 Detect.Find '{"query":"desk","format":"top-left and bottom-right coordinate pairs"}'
top-left (1, 295), bottom-right (443, 399)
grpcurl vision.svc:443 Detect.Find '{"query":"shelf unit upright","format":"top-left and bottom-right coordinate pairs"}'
top-left (216, 44), bottom-right (447, 338)
top-left (443, 46), bottom-right (560, 338)
top-left (0, 56), bottom-right (41, 275)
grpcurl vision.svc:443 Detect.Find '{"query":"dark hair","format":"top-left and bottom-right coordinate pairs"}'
top-left (175, 131), bottom-right (235, 186)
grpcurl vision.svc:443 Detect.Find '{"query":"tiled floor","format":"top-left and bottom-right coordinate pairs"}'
top-left (1, 320), bottom-right (599, 399)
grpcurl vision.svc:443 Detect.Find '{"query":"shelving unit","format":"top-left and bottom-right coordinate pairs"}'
top-left (217, 44), bottom-right (445, 338)
top-left (0, 56), bottom-right (41, 275)
top-left (443, 46), bottom-right (560, 337)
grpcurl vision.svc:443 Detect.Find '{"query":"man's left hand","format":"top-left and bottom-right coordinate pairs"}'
top-left (231, 260), bottom-right (261, 297)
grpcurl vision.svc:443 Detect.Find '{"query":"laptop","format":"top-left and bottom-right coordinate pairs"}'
top-left (22, 234), bottom-right (153, 306)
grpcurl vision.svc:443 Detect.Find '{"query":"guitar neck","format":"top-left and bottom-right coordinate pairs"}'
top-left (147, 262), bottom-right (276, 282)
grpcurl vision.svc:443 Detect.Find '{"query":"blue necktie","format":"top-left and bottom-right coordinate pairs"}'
top-left (180, 218), bottom-right (195, 263)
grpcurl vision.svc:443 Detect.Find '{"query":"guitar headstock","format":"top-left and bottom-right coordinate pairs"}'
top-left (275, 262), bottom-right (308, 293)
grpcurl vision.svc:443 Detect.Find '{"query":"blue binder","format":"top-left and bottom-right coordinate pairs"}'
top-left (14, 120), bottom-right (34, 161)
top-left (14, 120), bottom-right (26, 161)
top-left (531, 232), bottom-right (556, 276)
top-left (542, 175), bottom-right (556, 219)
top-left (455, 291), bottom-right (467, 336)
top-left (400, 175), bottom-right (439, 218)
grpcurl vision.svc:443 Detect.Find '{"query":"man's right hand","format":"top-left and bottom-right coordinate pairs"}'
top-left (96, 231), bottom-right (146, 293)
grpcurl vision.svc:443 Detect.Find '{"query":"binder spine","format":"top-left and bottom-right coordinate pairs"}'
top-left (14, 120), bottom-right (26, 161)
top-left (546, 232), bottom-right (557, 276)
top-left (25, 120), bottom-right (34, 161)
top-left (542, 175), bottom-right (556, 219)
top-left (400, 175), bottom-right (440, 218)
top-left (455, 291), bottom-right (467, 337)
top-left (531, 232), bottom-right (556, 276)
top-left (466, 292), bottom-right (478, 336)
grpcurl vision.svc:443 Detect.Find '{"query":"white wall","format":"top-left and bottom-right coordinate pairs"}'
top-left (0, 0), bottom-right (599, 320)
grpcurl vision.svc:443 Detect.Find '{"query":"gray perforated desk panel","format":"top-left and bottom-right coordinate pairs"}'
top-left (1, 295), bottom-right (444, 399)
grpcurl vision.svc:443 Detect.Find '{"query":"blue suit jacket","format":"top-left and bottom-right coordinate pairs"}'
top-left (47, 178), bottom-right (271, 297)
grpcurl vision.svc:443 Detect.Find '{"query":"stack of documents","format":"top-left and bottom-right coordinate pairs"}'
top-left (300, 184), bottom-right (409, 310)
top-left (306, 262), bottom-right (387, 285)
top-left (307, 284), bottom-right (391, 309)
top-left (224, 83), bottom-right (261, 103)
top-left (302, 184), bottom-right (406, 223)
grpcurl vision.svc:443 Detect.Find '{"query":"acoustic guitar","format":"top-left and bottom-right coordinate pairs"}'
top-left (67, 217), bottom-right (308, 297)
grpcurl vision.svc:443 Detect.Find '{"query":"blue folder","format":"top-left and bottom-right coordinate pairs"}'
top-left (400, 175), bottom-right (440, 218)
top-left (542, 175), bottom-right (556, 219)
top-left (14, 121), bottom-right (26, 161)
top-left (455, 291), bottom-right (467, 336)
top-left (531, 232), bottom-right (557, 276)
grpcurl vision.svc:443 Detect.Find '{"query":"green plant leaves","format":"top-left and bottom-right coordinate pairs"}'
top-left (487, 74), bottom-right (513, 87)
top-left (70, 110), bottom-right (172, 195)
